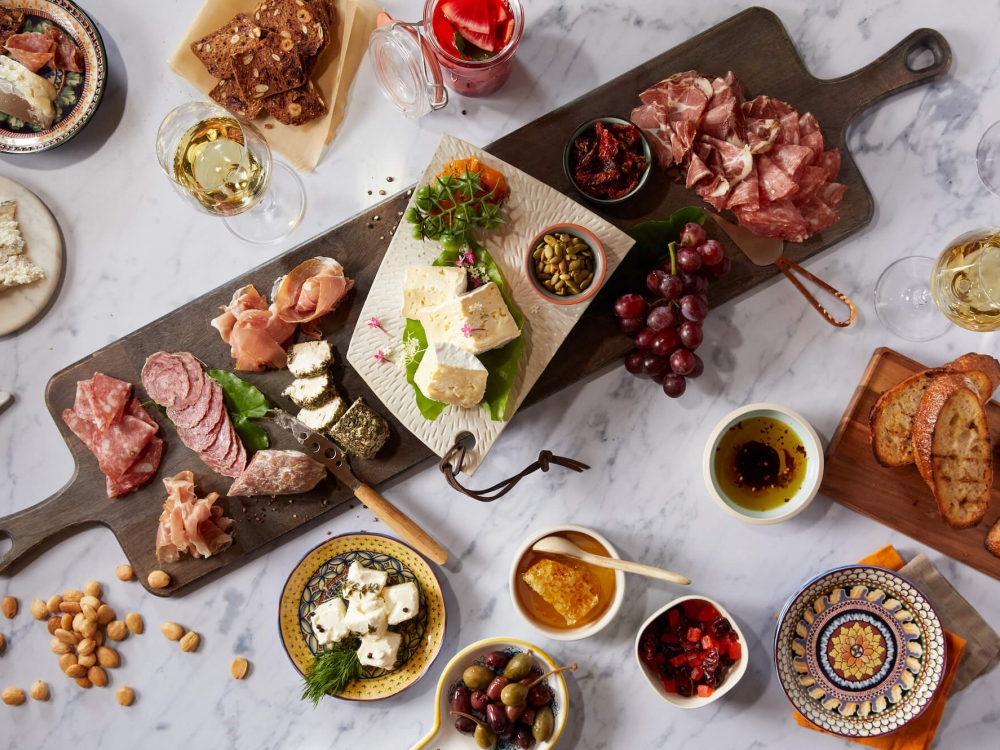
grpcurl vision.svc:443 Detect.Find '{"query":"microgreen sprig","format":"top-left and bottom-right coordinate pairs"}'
top-left (405, 169), bottom-right (504, 246)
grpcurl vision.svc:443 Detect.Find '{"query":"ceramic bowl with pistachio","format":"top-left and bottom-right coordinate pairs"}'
top-left (524, 224), bottom-right (606, 305)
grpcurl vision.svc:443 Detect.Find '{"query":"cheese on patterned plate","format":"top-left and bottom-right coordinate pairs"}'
top-left (400, 265), bottom-right (467, 318)
top-left (382, 581), bottom-right (420, 625)
top-left (344, 591), bottom-right (388, 636)
top-left (414, 341), bottom-right (487, 408)
top-left (417, 282), bottom-right (519, 355)
top-left (343, 560), bottom-right (388, 597)
top-left (311, 597), bottom-right (351, 646)
top-left (357, 631), bottom-right (402, 670)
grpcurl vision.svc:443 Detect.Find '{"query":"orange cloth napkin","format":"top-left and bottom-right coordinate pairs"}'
top-left (793, 545), bottom-right (966, 750)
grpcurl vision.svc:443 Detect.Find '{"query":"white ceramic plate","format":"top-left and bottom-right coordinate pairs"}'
top-left (0, 174), bottom-right (64, 336)
top-left (346, 134), bottom-right (635, 475)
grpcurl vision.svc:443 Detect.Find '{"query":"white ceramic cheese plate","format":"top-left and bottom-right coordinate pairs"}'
top-left (346, 134), bottom-right (635, 475)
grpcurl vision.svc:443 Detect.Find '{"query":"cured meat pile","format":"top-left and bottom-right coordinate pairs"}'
top-left (141, 352), bottom-right (247, 479)
top-left (631, 71), bottom-right (846, 242)
top-left (5, 26), bottom-right (83, 73)
top-left (155, 471), bottom-right (235, 563)
top-left (228, 449), bottom-right (326, 497)
top-left (211, 257), bottom-right (353, 371)
top-left (61, 373), bottom-right (164, 498)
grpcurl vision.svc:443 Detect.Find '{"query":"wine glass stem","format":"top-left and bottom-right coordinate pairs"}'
top-left (913, 287), bottom-right (932, 308)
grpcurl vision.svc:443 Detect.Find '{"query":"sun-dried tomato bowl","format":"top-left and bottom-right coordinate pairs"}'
top-left (524, 224), bottom-right (607, 306)
top-left (563, 117), bottom-right (653, 205)
top-left (635, 595), bottom-right (748, 709)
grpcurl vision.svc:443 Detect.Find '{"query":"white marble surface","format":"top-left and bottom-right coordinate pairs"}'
top-left (1, 1), bottom-right (999, 748)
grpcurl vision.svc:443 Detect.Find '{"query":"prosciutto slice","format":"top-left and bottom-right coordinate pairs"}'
top-left (212, 284), bottom-right (296, 371)
top-left (5, 32), bottom-right (54, 72)
top-left (155, 471), bottom-right (234, 563)
top-left (273, 257), bottom-right (354, 332)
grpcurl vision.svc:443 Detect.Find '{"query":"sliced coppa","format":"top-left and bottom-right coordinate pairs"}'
top-left (228, 450), bottom-right (326, 497)
top-left (141, 352), bottom-right (190, 409)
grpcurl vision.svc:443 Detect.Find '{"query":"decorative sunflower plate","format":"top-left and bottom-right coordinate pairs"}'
top-left (0, 0), bottom-right (106, 154)
top-left (278, 532), bottom-right (447, 701)
top-left (774, 565), bottom-right (947, 738)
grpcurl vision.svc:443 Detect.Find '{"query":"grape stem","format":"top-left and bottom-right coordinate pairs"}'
top-left (668, 242), bottom-right (678, 276)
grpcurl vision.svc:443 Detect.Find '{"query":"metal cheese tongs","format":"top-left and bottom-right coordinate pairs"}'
top-left (706, 211), bottom-right (857, 327)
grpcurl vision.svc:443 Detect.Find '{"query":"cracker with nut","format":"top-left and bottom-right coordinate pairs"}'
top-left (209, 78), bottom-right (264, 120)
top-left (263, 78), bottom-right (327, 126)
top-left (254, 0), bottom-right (329, 58)
top-left (233, 32), bottom-right (307, 101)
top-left (190, 12), bottom-right (265, 80)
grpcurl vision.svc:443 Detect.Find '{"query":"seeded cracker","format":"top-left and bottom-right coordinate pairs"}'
top-left (254, 0), bottom-right (328, 59)
top-left (329, 398), bottom-right (390, 459)
top-left (209, 78), bottom-right (264, 119)
top-left (233, 32), bottom-right (306, 100)
top-left (522, 559), bottom-right (600, 626)
top-left (263, 79), bottom-right (327, 126)
top-left (190, 13), bottom-right (264, 80)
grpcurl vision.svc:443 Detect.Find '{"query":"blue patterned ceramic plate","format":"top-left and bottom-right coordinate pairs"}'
top-left (278, 533), bottom-right (446, 701)
top-left (775, 565), bottom-right (947, 737)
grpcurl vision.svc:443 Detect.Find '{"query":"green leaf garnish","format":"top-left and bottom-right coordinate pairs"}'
top-left (207, 370), bottom-right (274, 452)
top-left (301, 637), bottom-right (363, 706)
top-left (402, 319), bottom-right (447, 421)
top-left (405, 169), bottom-right (505, 244)
top-left (143, 400), bottom-right (175, 427)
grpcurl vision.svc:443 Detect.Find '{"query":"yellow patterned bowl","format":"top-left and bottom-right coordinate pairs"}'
top-left (410, 637), bottom-right (570, 750)
top-left (278, 532), bottom-right (447, 701)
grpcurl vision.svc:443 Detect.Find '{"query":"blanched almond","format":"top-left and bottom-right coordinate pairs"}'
top-left (1, 596), bottom-right (17, 619)
top-left (59, 602), bottom-right (81, 615)
top-left (1, 687), bottom-right (24, 705)
top-left (179, 631), bottom-right (200, 652)
top-left (82, 603), bottom-right (98, 622)
top-left (47, 616), bottom-right (61, 636)
top-left (96, 646), bottom-right (119, 669)
top-left (77, 652), bottom-right (96, 668)
top-left (77, 638), bottom-right (96, 656)
top-left (93, 630), bottom-right (104, 647)
top-left (160, 622), bottom-right (183, 641)
top-left (58, 653), bottom-right (77, 673)
top-left (54, 629), bottom-right (77, 645)
top-left (125, 613), bottom-right (143, 634)
top-left (65, 664), bottom-right (86, 678)
top-left (231, 657), bottom-right (249, 679)
top-left (79, 619), bottom-right (97, 639)
top-left (115, 565), bottom-right (134, 582)
top-left (46, 595), bottom-right (61, 614)
top-left (50, 638), bottom-right (70, 655)
top-left (87, 666), bottom-right (107, 688)
top-left (74, 677), bottom-right (92, 689)
top-left (30, 681), bottom-right (47, 701)
top-left (72, 613), bottom-right (84, 632)
top-left (83, 581), bottom-right (101, 598)
top-left (97, 604), bottom-right (115, 625)
top-left (62, 590), bottom-right (82, 603)
top-left (29, 599), bottom-right (47, 620)
top-left (105, 621), bottom-right (128, 641)
top-left (148, 571), bottom-right (170, 589)
top-left (116, 685), bottom-right (134, 706)
top-left (60, 613), bottom-right (72, 631)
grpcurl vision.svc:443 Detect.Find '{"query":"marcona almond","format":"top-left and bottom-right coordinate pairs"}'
top-left (54, 629), bottom-right (77, 645)
top-left (116, 685), bottom-right (134, 706)
top-left (115, 565), bottom-right (134, 582)
top-left (29, 599), bottom-right (47, 620)
top-left (125, 613), bottom-right (143, 634)
top-left (47, 616), bottom-right (61, 636)
top-left (88, 666), bottom-right (107, 688)
top-left (60, 613), bottom-right (72, 631)
top-left (59, 601), bottom-right (81, 615)
top-left (29, 681), bottom-right (47, 701)
top-left (46, 594), bottom-right (61, 613)
top-left (148, 570), bottom-right (170, 589)
top-left (80, 595), bottom-right (100, 610)
top-left (231, 657), bottom-right (249, 679)
top-left (1, 596), bottom-right (17, 618)
top-left (97, 604), bottom-right (115, 625)
top-left (65, 664), bottom-right (86, 679)
top-left (161, 622), bottom-right (184, 641)
top-left (83, 581), bottom-right (101, 598)
top-left (58, 653), bottom-right (77, 673)
top-left (79, 619), bottom-right (97, 639)
top-left (77, 638), bottom-right (96, 656)
top-left (72, 613), bottom-right (85, 632)
top-left (77, 652), bottom-right (96, 668)
top-left (50, 638), bottom-right (70, 655)
top-left (106, 621), bottom-right (127, 641)
top-left (179, 631), bottom-right (200, 653)
top-left (96, 646), bottom-right (119, 669)
top-left (0, 633), bottom-right (4, 654)
top-left (74, 677), bottom-right (92, 689)
top-left (62, 590), bottom-right (82, 603)
top-left (82, 604), bottom-right (98, 622)
top-left (93, 630), bottom-right (104, 647)
top-left (1, 687), bottom-right (25, 705)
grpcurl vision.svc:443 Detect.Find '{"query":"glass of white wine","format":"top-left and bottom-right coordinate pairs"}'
top-left (874, 228), bottom-right (1000, 340)
top-left (155, 102), bottom-right (305, 244)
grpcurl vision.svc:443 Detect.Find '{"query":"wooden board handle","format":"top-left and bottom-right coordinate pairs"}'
top-left (0, 479), bottom-right (95, 575)
top-left (354, 484), bottom-right (449, 566)
top-left (824, 29), bottom-right (951, 126)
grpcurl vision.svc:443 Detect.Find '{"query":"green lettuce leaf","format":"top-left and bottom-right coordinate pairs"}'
top-left (207, 370), bottom-right (275, 451)
top-left (402, 319), bottom-right (447, 421)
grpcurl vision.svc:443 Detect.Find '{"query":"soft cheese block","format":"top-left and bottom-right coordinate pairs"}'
top-left (382, 581), bottom-right (420, 625)
top-left (344, 591), bottom-right (388, 636)
top-left (287, 339), bottom-right (333, 378)
top-left (344, 560), bottom-right (389, 598)
top-left (0, 56), bottom-right (56, 129)
top-left (297, 396), bottom-right (346, 433)
top-left (417, 282), bottom-right (520, 355)
top-left (357, 631), bottom-right (402, 670)
top-left (401, 265), bottom-right (467, 318)
top-left (312, 597), bottom-right (351, 646)
top-left (414, 341), bottom-right (488, 408)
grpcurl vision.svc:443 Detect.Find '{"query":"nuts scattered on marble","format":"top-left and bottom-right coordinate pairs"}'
top-left (179, 631), bottom-right (200, 653)
top-left (1, 596), bottom-right (17, 619)
top-left (115, 565), bottom-right (134, 582)
top-left (116, 686), bottom-right (134, 706)
top-left (30, 681), bottom-right (47, 701)
top-left (161, 622), bottom-right (184, 641)
top-left (106, 621), bottom-right (128, 641)
top-left (30, 599), bottom-right (47, 620)
top-left (125, 613), bottom-right (143, 634)
top-left (148, 571), bottom-right (170, 589)
top-left (231, 657), bottom-right (249, 679)
top-left (1, 687), bottom-right (25, 705)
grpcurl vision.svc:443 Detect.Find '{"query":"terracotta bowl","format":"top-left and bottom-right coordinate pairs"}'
top-left (524, 224), bottom-right (607, 306)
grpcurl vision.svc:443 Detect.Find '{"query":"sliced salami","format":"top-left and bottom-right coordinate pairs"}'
top-left (170, 369), bottom-right (213, 429)
top-left (171, 352), bottom-right (206, 412)
top-left (141, 352), bottom-right (190, 409)
top-left (225, 436), bottom-right (248, 478)
top-left (74, 380), bottom-right (97, 423)
top-left (62, 407), bottom-right (98, 453)
top-left (201, 418), bottom-right (235, 466)
top-left (228, 450), bottom-right (325, 497)
top-left (87, 372), bottom-right (132, 431)
top-left (94, 415), bottom-right (158, 480)
top-left (126, 398), bottom-right (158, 429)
top-left (106, 437), bottom-right (163, 498)
top-left (175, 381), bottom-right (225, 451)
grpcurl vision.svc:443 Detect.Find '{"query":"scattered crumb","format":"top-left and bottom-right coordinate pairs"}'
top-left (407, 189), bottom-right (412, 196)
top-left (374, 215), bottom-right (380, 221)
top-left (367, 223), bottom-right (373, 229)
top-left (462, 109), bottom-right (467, 115)
top-left (386, 176), bottom-right (394, 182)
top-left (380, 236), bottom-right (384, 240)
top-left (293, 514), bottom-right (297, 518)
top-left (367, 190), bottom-right (372, 195)
top-left (397, 211), bottom-right (403, 216)
top-left (264, 123), bottom-right (274, 130)
top-left (378, 189), bottom-right (386, 195)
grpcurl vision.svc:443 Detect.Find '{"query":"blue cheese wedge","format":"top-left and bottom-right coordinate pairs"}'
top-left (344, 592), bottom-right (388, 636)
top-left (417, 282), bottom-right (520, 355)
top-left (357, 631), bottom-right (402, 670)
top-left (296, 396), bottom-right (346, 433)
top-left (311, 597), bottom-right (351, 646)
top-left (286, 339), bottom-right (333, 378)
top-left (414, 341), bottom-right (488, 408)
top-left (401, 265), bottom-right (467, 318)
top-left (382, 581), bottom-right (420, 626)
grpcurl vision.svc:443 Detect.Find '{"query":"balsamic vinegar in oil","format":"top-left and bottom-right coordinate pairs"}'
top-left (713, 416), bottom-right (808, 511)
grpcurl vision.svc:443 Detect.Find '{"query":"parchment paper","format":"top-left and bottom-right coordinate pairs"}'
top-left (168, 0), bottom-right (381, 171)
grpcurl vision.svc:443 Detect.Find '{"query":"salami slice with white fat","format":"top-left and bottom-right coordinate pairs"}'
top-left (170, 369), bottom-right (213, 429)
top-left (170, 352), bottom-right (206, 412)
top-left (62, 407), bottom-right (98, 453)
top-left (228, 450), bottom-right (325, 496)
top-left (106, 437), bottom-right (163, 498)
top-left (176, 381), bottom-right (225, 451)
top-left (87, 372), bottom-right (132, 431)
top-left (95, 415), bottom-right (158, 480)
top-left (141, 352), bottom-right (190, 409)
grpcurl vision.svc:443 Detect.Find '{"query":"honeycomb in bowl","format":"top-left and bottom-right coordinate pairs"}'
top-left (522, 559), bottom-right (599, 626)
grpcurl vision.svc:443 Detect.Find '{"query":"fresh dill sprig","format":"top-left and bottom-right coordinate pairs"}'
top-left (301, 638), bottom-right (363, 706)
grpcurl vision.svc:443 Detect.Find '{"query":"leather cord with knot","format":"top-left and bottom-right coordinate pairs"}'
top-left (439, 443), bottom-right (589, 501)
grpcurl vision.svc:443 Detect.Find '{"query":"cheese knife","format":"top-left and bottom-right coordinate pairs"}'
top-left (273, 410), bottom-right (449, 565)
top-left (705, 210), bottom-right (857, 327)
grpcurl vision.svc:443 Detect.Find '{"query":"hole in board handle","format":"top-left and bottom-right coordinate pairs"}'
top-left (0, 532), bottom-right (11, 559)
top-left (905, 41), bottom-right (941, 73)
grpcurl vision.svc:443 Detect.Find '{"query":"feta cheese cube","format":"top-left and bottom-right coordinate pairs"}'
top-left (344, 560), bottom-right (388, 597)
top-left (344, 591), bottom-right (388, 636)
top-left (382, 581), bottom-right (420, 625)
top-left (357, 631), bottom-right (402, 670)
top-left (401, 265), bottom-right (467, 318)
top-left (417, 282), bottom-right (520, 355)
top-left (311, 597), bottom-right (351, 646)
top-left (413, 341), bottom-right (488, 408)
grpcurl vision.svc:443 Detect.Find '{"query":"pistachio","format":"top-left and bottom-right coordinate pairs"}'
top-left (231, 657), bottom-right (249, 680)
top-left (116, 686), bottom-right (134, 706)
top-left (1, 596), bottom-right (16, 618)
top-left (161, 622), bottom-right (184, 641)
top-left (29, 599), bottom-right (47, 620)
top-left (29, 681), bottom-right (47, 701)
top-left (1, 687), bottom-right (25, 705)
top-left (125, 613), bottom-right (143, 634)
top-left (115, 565), bottom-right (134, 582)
top-left (97, 646), bottom-right (119, 669)
top-left (179, 631), bottom-right (200, 653)
top-left (147, 571), bottom-right (170, 589)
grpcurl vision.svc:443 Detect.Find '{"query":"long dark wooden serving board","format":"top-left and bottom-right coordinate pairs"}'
top-left (0, 9), bottom-right (951, 594)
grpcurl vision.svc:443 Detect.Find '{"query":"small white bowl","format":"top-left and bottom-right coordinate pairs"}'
top-left (634, 595), bottom-right (748, 709)
top-left (702, 403), bottom-right (824, 525)
top-left (509, 525), bottom-right (626, 641)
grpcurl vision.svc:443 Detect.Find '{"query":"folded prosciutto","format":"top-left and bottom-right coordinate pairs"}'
top-left (631, 70), bottom-right (845, 243)
top-left (61, 373), bottom-right (163, 498)
top-left (228, 450), bottom-right (326, 497)
top-left (273, 257), bottom-right (353, 337)
top-left (155, 471), bottom-right (235, 563)
top-left (211, 284), bottom-right (296, 371)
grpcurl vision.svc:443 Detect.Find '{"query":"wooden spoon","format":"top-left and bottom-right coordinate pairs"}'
top-left (532, 536), bottom-right (691, 585)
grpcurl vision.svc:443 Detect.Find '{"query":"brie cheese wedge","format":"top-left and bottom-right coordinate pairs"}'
top-left (417, 282), bottom-right (520, 355)
top-left (414, 341), bottom-right (488, 408)
top-left (401, 265), bottom-right (467, 318)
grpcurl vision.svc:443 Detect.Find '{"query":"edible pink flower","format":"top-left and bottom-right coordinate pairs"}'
top-left (367, 316), bottom-right (388, 335)
top-left (452, 249), bottom-right (478, 267)
top-left (461, 323), bottom-right (485, 337)
top-left (374, 349), bottom-right (393, 364)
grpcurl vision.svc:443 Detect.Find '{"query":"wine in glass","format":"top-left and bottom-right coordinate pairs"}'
top-left (156, 102), bottom-right (305, 244)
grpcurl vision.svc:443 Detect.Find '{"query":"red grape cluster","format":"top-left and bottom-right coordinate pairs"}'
top-left (613, 222), bottom-right (731, 398)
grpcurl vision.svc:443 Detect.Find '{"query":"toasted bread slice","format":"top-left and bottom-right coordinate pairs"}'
top-left (945, 353), bottom-right (1000, 401)
top-left (912, 374), bottom-right (992, 529)
top-left (870, 369), bottom-right (947, 467)
top-left (986, 517), bottom-right (1000, 558)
